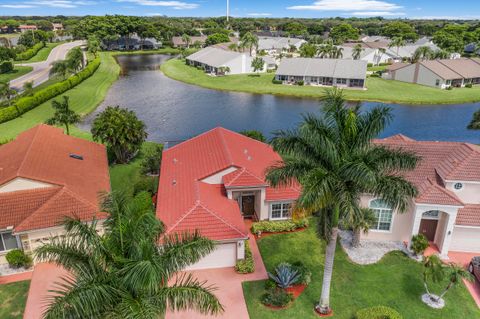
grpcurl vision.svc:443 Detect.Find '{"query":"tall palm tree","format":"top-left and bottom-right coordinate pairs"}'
top-left (389, 37), bottom-right (406, 60)
top-left (240, 32), bottom-right (258, 56)
top-left (352, 44), bottom-right (364, 60)
top-left (333, 46), bottom-right (343, 59)
top-left (468, 109), bottom-right (480, 130)
top-left (50, 60), bottom-right (70, 79)
top-left (412, 46), bottom-right (434, 62)
top-left (66, 47), bottom-right (84, 72)
top-left (23, 81), bottom-right (34, 96)
top-left (35, 191), bottom-right (223, 319)
top-left (45, 96), bottom-right (80, 135)
top-left (433, 49), bottom-right (450, 60)
top-left (266, 88), bottom-right (418, 315)
top-left (181, 33), bottom-right (191, 48)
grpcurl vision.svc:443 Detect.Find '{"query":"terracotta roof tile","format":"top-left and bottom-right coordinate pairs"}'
top-left (457, 205), bottom-right (480, 227)
top-left (223, 168), bottom-right (267, 188)
top-left (416, 179), bottom-right (463, 206)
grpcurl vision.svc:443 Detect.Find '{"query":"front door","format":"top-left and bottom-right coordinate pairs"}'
top-left (419, 219), bottom-right (438, 241)
top-left (241, 195), bottom-right (255, 218)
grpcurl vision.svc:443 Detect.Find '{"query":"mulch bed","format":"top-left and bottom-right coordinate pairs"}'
top-left (254, 227), bottom-right (307, 239)
top-left (262, 284), bottom-right (307, 310)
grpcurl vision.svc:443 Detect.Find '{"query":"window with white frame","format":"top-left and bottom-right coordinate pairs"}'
top-left (369, 199), bottom-right (393, 231)
top-left (270, 202), bottom-right (292, 220)
top-left (0, 232), bottom-right (19, 252)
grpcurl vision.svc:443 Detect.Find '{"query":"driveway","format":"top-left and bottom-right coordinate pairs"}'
top-left (10, 40), bottom-right (85, 90)
top-left (166, 230), bottom-right (268, 319)
top-left (448, 252), bottom-right (480, 308)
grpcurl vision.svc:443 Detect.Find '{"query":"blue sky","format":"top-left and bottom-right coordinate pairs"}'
top-left (0, 0), bottom-right (479, 19)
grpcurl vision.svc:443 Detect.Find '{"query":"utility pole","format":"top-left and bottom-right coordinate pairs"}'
top-left (226, 0), bottom-right (230, 22)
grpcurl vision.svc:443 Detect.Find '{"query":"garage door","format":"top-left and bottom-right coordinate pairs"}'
top-left (450, 227), bottom-right (480, 253)
top-left (186, 243), bottom-right (237, 270)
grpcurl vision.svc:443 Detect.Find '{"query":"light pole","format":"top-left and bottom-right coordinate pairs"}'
top-left (226, 0), bottom-right (230, 22)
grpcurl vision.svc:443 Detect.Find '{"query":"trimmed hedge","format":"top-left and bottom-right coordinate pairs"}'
top-left (251, 219), bottom-right (309, 234)
top-left (356, 306), bottom-right (402, 319)
top-left (5, 249), bottom-right (33, 268)
top-left (235, 240), bottom-right (255, 274)
top-left (15, 42), bottom-right (45, 61)
top-left (0, 60), bottom-right (14, 73)
top-left (0, 58), bottom-right (101, 124)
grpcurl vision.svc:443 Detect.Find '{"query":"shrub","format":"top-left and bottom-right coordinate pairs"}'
top-left (15, 42), bottom-right (45, 61)
top-left (264, 279), bottom-right (277, 290)
top-left (0, 58), bottom-right (101, 124)
top-left (465, 83), bottom-right (473, 88)
top-left (446, 86), bottom-right (453, 90)
top-left (355, 306), bottom-right (402, 319)
top-left (268, 263), bottom-right (300, 288)
top-left (411, 234), bottom-right (429, 255)
top-left (0, 60), bottom-right (14, 74)
top-left (6, 249), bottom-right (32, 268)
top-left (133, 176), bottom-right (157, 196)
top-left (272, 79), bottom-right (283, 84)
top-left (261, 288), bottom-right (293, 307)
top-left (235, 240), bottom-right (255, 274)
top-left (291, 261), bottom-right (311, 285)
top-left (140, 144), bottom-right (163, 175)
top-left (251, 219), bottom-right (308, 234)
top-left (367, 63), bottom-right (373, 67)
top-left (296, 80), bottom-right (304, 86)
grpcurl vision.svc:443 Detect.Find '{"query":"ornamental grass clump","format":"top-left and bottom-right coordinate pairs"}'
top-left (268, 263), bottom-right (300, 289)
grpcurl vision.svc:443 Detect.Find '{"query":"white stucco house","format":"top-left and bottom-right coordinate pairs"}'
top-left (362, 134), bottom-right (480, 258)
top-left (256, 36), bottom-right (307, 56)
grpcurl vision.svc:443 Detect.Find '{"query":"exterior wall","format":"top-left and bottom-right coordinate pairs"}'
top-left (392, 64), bottom-right (416, 83)
top-left (201, 167), bottom-right (238, 184)
top-left (276, 74), bottom-right (365, 88)
top-left (415, 64), bottom-right (447, 88)
top-left (445, 181), bottom-right (480, 204)
top-left (359, 195), bottom-right (415, 242)
top-left (450, 226), bottom-right (480, 253)
top-left (434, 212), bottom-right (448, 251)
top-left (0, 177), bottom-right (53, 193)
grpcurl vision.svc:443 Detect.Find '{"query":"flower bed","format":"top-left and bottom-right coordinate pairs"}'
top-left (235, 240), bottom-right (255, 274)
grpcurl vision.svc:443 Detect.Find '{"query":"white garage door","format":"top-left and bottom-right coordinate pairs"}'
top-left (186, 243), bottom-right (237, 270)
top-left (450, 227), bottom-right (480, 253)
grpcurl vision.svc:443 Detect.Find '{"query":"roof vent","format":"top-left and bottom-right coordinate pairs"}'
top-left (69, 154), bottom-right (84, 160)
top-left (244, 149), bottom-right (248, 154)
top-left (173, 158), bottom-right (178, 163)
top-left (247, 156), bottom-right (252, 161)
top-left (172, 179), bottom-right (177, 185)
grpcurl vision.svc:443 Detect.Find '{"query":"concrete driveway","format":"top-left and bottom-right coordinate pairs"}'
top-left (448, 252), bottom-right (480, 308)
top-left (10, 40), bottom-right (85, 90)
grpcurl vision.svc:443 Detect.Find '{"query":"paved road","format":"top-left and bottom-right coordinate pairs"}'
top-left (10, 40), bottom-right (85, 90)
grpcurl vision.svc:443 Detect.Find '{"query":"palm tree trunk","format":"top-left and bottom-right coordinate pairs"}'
top-left (437, 282), bottom-right (453, 301)
top-left (65, 123), bottom-right (70, 135)
top-left (316, 226), bottom-right (339, 314)
top-left (352, 229), bottom-right (361, 248)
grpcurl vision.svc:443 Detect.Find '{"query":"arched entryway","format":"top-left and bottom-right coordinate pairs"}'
top-left (419, 210), bottom-right (441, 241)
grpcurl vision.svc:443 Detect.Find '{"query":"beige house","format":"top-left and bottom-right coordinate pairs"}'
top-left (0, 125), bottom-right (110, 265)
top-left (362, 135), bottom-right (480, 258)
top-left (384, 58), bottom-right (480, 89)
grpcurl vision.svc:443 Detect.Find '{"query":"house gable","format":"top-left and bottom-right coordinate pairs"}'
top-left (0, 177), bottom-right (54, 193)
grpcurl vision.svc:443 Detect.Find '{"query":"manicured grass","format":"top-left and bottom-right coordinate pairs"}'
top-left (243, 223), bottom-right (480, 319)
top-left (19, 42), bottom-right (62, 63)
top-left (162, 59), bottom-right (480, 105)
top-left (367, 65), bottom-right (387, 72)
top-left (0, 66), bottom-right (33, 83)
top-left (109, 142), bottom-right (160, 196)
top-left (0, 52), bottom-right (120, 140)
top-left (0, 280), bottom-right (30, 319)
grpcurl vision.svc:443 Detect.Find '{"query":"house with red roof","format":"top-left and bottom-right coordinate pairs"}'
top-left (156, 127), bottom-right (300, 269)
top-left (0, 125), bottom-right (110, 265)
top-left (362, 134), bottom-right (480, 258)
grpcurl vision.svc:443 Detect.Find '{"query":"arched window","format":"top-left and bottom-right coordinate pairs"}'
top-left (369, 199), bottom-right (393, 231)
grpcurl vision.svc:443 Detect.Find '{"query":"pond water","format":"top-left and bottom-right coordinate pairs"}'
top-left (79, 54), bottom-right (480, 144)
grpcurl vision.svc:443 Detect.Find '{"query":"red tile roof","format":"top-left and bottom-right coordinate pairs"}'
top-left (0, 125), bottom-right (110, 232)
top-left (457, 205), bottom-right (480, 227)
top-left (416, 178), bottom-right (463, 207)
top-left (156, 127), bottom-right (300, 241)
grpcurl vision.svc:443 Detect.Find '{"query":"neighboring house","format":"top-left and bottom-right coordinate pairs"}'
top-left (339, 46), bottom-right (391, 65)
top-left (383, 58), bottom-right (480, 89)
top-left (275, 58), bottom-right (367, 88)
top-left (172, 35), bottom-right (208, 48)
top-left (102, 34), bottom-right (161, 50)
top-left (465, 43), bottom-right (480, 55)
top-left (361, 35), bottom-right (391, 43)
top-left (155, 127), bottom-right (300, 269)
top-left (257, 36), bottom-right (307, 55)
top-left (186, 47), bottom-right (264, 75)
top-left (18, 25), bottom-right (38, 33)
top-left (362, 134), bottom-right (480, 258)
top-left (0, 125), bottom-right (110, 265)
top-left (52, 23), bottom-right (63, 32)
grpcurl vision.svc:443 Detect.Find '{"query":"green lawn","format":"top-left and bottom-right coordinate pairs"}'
top-left (0, 52), bottom-right (120, 140)
top-left (0, 280), bottom-right (30, 319)
top-left (0, 66), bottom-right (32, 83)
top-left (243, 224), bottom-right (480, 319)
top-left (162, 59), bottom-right (480, 105)
top-left (18, 42), bottom-right (62, 63)
top-left (367, 65), bottom-right (388, 72)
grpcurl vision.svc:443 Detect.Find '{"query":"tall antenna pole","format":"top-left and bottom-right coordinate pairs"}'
top-left (226, 0), bottom-right (230, 22)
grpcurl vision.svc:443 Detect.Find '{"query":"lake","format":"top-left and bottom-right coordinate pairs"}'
top-left (79, 54), bottom-right (480, 144)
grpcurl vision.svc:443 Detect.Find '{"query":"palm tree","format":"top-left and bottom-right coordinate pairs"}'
top-left (50, 60), bottom-right (70, 79)
top-left (23, 81), bottom-right (34, 96)
top-left (343, 208), bottom-right (376, 248)
top-left (433, 49), bottom-right (450, 59)
top-left (468, 110), bottom-right (480, 130)
top-left (181, 33), bottom-right (191, 48)
top-left (376, 48), bottom-right (387, 65)
top-left (46, 96), bottom-right (80, 135)
top-left (332, 46), bottom-right (343, 59)
top-left (240, 32), bottom-right (258, 56)
top-left (389, 37), bottom-right (406, 60)
top-left (66, 47), bottom-right (84, 72)
top-left (266, 88), bottom-right (418, 315)
top-left (0, 81), bottom-right (17, 108)
top-left (352, 44), bottom-right (364, 60)
top-left (412, 46), bottom-right (434, 62)
top-left (35, 191), bottom-right (223, 319)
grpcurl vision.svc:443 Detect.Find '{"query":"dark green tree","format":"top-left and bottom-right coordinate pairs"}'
top-left (46, 96), bottom-right (80, 135)
top-left (239, 130), bottom-right (266, 142)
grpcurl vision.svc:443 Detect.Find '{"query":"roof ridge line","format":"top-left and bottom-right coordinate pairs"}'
top-left (17, 125), bottom-right (43, 179)
top-left (435, 59), bottom-right (463, 78)
top-left (197, 202), bottom-right (248, 238)
top-left (225, 167), bottom-right (245, 186)
top-left (432, 183), bottom-right (464, 206)
top-left (166, 200), bottom-right (202, 233)
top-left (218, 128), bottom-right (234, 165)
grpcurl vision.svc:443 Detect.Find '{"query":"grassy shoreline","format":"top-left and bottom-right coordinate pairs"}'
top-left (161, 58), bottom-right (480, 105)
top-left (0, 52), bottom-right (120, 140)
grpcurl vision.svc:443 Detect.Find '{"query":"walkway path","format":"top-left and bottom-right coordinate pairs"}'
top-left (0, 270), bottom-right (32, 285)
top-left (10, 40), bottom-right (85, 90)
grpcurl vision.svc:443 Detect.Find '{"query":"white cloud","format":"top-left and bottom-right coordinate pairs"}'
top-left (116, 0), bottom-right (198, 9)
top-left (0, 4), bottom-right (37, 8)
top-left (410, 15), bottom-right (480, 20)
top-left (351, 11), bottom-right (405, 16)
top-left (247, 13), bottom-right (272, 17)
top-left (288, 0), bottom-right (401, 12)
